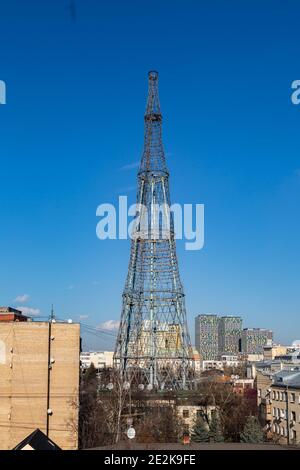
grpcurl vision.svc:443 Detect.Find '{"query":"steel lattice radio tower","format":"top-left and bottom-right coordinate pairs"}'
top-left (114, 71), bottom-right (194, 390)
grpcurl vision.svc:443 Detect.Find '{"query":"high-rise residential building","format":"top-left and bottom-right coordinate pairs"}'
top-left (0, 307), bottom-right (80, 450)
top-left (195, 314), bottom-right (219, 360)
top-left (241, 328), bottom-right (273, 354)
top-left (218, 316), bottom-right (242, 355)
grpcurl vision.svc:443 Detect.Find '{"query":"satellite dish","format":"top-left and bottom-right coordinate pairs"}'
top-left (138, 384), bottom-right (144, 391)
top-left (147, 384), bottom-right (153, 391)
top-left (127, 427), bottom-right (136, 440)
top-left (107, 383), bottom-right (114, 390)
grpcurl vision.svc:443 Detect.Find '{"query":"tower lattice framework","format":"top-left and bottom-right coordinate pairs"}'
top-left (114, 71), bottom-right (194, 390)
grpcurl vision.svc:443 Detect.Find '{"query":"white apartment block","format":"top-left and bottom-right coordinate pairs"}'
top-left (80, 351), bottom-right (114, 370)
top-left (202, 355), bottom-right (240, 371)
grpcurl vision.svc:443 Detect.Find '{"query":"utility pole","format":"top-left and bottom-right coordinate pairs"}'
top-left (285, 384), bottom-right (290, 445)
top-left (46, 305), bottom-right (55, 436)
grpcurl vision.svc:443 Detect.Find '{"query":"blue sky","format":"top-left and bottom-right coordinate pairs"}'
top-left (0, 0), bottom-right (300, 348)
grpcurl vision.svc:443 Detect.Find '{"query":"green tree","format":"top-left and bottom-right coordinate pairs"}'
top-left (191, 417), bottom-right (209, 442)
top-left (240, 416), bottom-right (264, 443)
top-left (209, 412), bottom-right (224, 442)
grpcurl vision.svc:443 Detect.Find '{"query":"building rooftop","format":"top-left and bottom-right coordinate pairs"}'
top-left (273, 370), bottom-right (300, 389)
top-left (0, 306), bottom-right (22, 314)
top-left (0, 306), bottom-right (28, 322)
top-left (243, 328), bottom-right (272, 332)
top-left (13, 428), bottom-right (61, 451)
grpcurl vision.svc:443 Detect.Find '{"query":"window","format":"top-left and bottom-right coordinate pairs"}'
top-left (258, 388), bottom-right (261, 398)
top-left (291, 411), bottom-right (296, 422)
top-left (272, 391), bottom-right (276, 400)
top-left (290, 393), bottom-right (295, 403)
top-left (281, 427), bottom-right (284, 436)
top-left (276, 391), bottom-right (280, 400)
top-left (183, 410), bottom-right (189, 419)
top-left (280, 409), bottom-right (285, 419)
top-left (292, 430), bottom-right (297, 441)
top-left (272, 408), bottom-right (276, 417)
top-left (272, 424), bottom-right (276, 433)
top-left (280, 392), bottom-right (284, 401)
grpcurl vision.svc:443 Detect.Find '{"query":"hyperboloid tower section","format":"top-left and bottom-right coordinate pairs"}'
top-left (114, 71), bottom-right (194, 390)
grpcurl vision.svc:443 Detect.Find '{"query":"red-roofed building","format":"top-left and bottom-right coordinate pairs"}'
top-left (0, 307), bottom-right (28, 322)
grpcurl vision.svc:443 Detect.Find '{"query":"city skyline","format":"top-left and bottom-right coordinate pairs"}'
top-left (1, 1), bottom-right (300, 349)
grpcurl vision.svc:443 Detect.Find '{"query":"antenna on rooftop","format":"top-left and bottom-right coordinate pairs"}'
top-left (50, 304), bottom-right (56, 322)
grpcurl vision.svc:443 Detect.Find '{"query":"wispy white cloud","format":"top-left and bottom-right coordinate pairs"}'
top-left (14, 294), bottom-right (30, 303)
top-left (18, 306), bottom-right (41, 317)
top-left (97, 320), bottom-right (119, 331)
top-left (79, 315), bottom-right (89, 320)
top-left (120, 161), bottom-right (139, 171)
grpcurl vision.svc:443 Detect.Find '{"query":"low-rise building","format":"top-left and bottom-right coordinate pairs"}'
top-left (177, 404), bottom-right (217, 433)
top-left (263, 344), bottom-right (289, 361)
top-left (202, 355), bottom-right (240, 371)
top-left (80, 350), bottom-right (114, 370)
top-left (242, 353), bottom-right (264, 362)
top-left (0, 306), bottom-right (29, 322)
top-left (232, 378), bottom-right (255, 395)
top-left (202, 360), bottom-right (223, 371)
top-left (249, 351), bottom-right (300, 381)
top-left (256, 369), bottom-right (273, 425)
top-left (257, 367), bottom-right (300, 444)
top-left (0, 309), bottom-right (80, 450)
top-left (270, 371), bottom-right (300, 444)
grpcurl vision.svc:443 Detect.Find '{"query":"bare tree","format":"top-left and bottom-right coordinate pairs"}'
top-left (196, 379), bottom-right (258, 442)
top-left (134, 403), bottom-right (183, 443)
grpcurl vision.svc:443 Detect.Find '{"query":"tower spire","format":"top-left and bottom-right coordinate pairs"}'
top-left (139, 71), bottom-right (168, 177)
top-left (114, 72), bottom-right (194, 390)
top-left (145, 71), bottom-right (161, 117)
